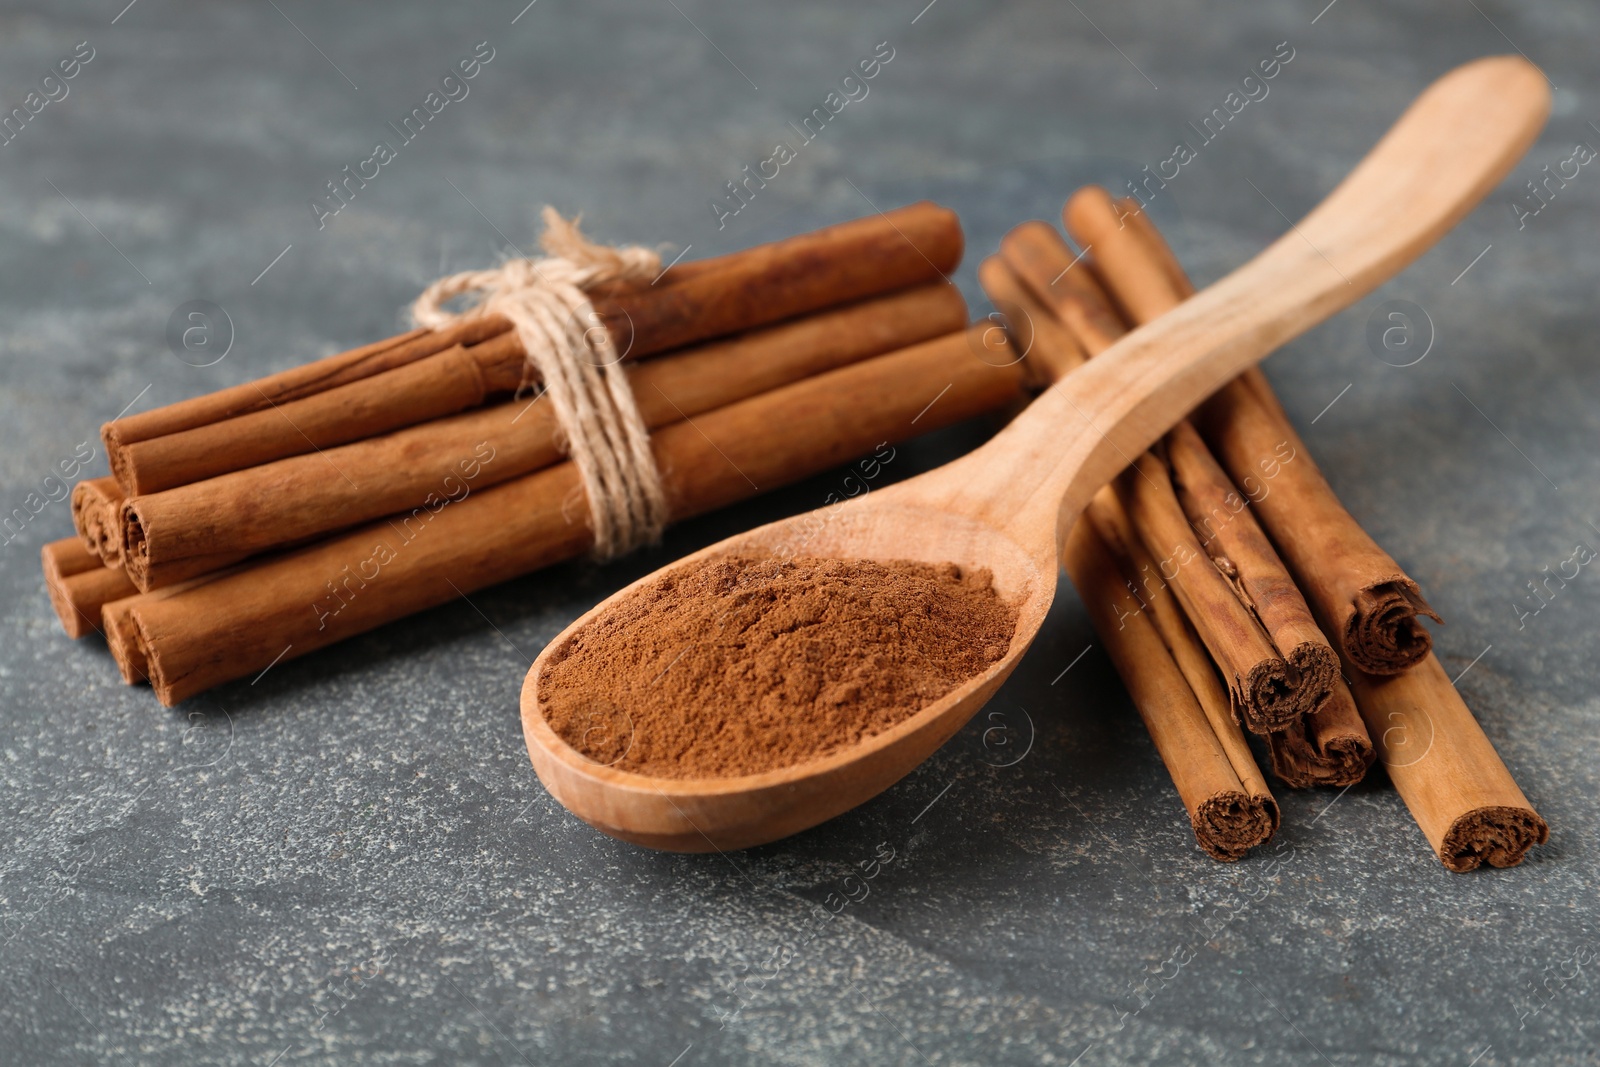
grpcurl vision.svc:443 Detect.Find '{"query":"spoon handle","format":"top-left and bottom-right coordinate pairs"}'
top-left (924, 56), bottom-right (1548, 551)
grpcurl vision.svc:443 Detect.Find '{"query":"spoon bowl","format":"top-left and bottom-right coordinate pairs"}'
top-left (522, 55), bottom-right (1550, 851)
top-left (522, 500), bottom-right (1054, 851)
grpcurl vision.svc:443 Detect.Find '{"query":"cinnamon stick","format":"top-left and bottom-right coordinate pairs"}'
top-left (116, 338), bottom-right (522, 496)
top-left (125, 548), bottom-right (254, 594)
top-left (104, 325), bottom-right (438, 457)
top-left (1064, 187), bottom-right (1441, 675)
top-left (120, 284), bottom-right (966, 579)
top-left (586, 200), bottom-right (964, 358)
top-left (70, 475), bottom-right (125, 566)
top-left (980, 255), bottom-right (1276, 858)
top-left (1064, 513), bottom-right (1277, 861)
top-left (1165, 421), bottom-right (1341, 724)
top-left (1135, 499), bottom-right (1368, 789)
top-left (974, 256), bottom-right (1086, 387)
top-left (1265, 678), bottom-right (1375, 789)
top-left (126, 327), bottom-right (1023, 705)
top-left (1199, 374), bottom-right (1442, 675)
top-left (1347, 654), bottom-right (1547, 870)
top-left (997, 221), bottom-right (1124, 354)
top-left (41, 538), bottom-right (138, 639)
top-left (102, 572), bottom-right (231, 683)
top-left (1001, 222), bottom-right (1335, 734)
top-left (104, 202), bottom-right (963, 494)
top-left (1112, 450), bottom-right (1310, 733)
top-left (1083, 497), bottom-right (1278, 823)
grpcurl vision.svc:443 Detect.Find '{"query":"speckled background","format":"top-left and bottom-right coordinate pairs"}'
top-left (2, 1), bottom-right (1596, 1064)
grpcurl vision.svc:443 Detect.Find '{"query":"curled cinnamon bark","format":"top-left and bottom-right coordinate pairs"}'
top-left (124, 548), bottom-right (252, 594)
top-left (1265, 679), bottom-right (1374, 789)
top-left (1202, 372), bottom-right (1442, 674)
top-left (1083, 494), bottom-right (1279, 850)
top-left (102, 573), bottom-right (227, 683)
top-left (1065, 187), bottom-right (1440, 675)
top-left (70, 475), bottom-right (125, 566)
top-left (975, 256), bottom-right (1085, 387)
top-left (1165, 421), bottom-right (1340, 724)
top-left (113, 338), bottom-right (523, 496)
top-left (103, 325), bottom-right (441, 463)
top-left (1347, 654), bottom-right (1546, 870)
top-left (1113, 450), bottom-right (1305, 732)
top-left (996, 222), bottom-right (1123, 354)
top-left (1065, 511), bottom-right (1276, 861)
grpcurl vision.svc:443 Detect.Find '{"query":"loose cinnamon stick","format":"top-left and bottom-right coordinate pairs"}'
top-left (1064, 515), bottom-right (1277, 861)
top-left (127, 327), bottom-right (1023, 705)
top-left (1002, 222), bottom-right (1333, 734)
top-left (980, 256), bottom-right (1276, 858)
top-left (1347, 654), bottom-right (1547, 870)
top-left (1199, 374), bottom-right (1442, 675)
top-left (974, 256), bottom-right (1086, 387)
top-left (1265, 678), bottom-right (1375, 789)
top-left (1165, 421), bottom-right (1341, 723)
top-left (104, 202), bottom-right (964, 494)
top-left (1084, 498), bottom-right (1277, 822)
top-left (41, 538), bottom-right (138, 638)
top-left (121, 284), bottom-right (967, 577)
top-left (1065, 187), bottom-right (1441, 675)
top-left (1112, 450), bottom-right (1311, 733)
top-left (70, 476), bottom-right (125, 566)
top-left (997, 221), bottom-right (1125, 355)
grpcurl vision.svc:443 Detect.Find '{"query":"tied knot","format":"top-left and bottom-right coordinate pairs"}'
top-left (411, 208), bottom-right (668, 560)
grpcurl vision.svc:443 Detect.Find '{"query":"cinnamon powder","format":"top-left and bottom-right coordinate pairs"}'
top-left (539, 556), bottom-right (1018, 778)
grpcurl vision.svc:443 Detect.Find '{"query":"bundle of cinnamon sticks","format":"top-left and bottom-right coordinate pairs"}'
top-left (46, 202), bottom-right (1029, 704)
top-left (988, 189), bottom-right (1545, 871)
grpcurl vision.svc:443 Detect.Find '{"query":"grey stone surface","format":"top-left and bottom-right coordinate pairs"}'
top-left (1, 1), bottom-right (1596, 1063)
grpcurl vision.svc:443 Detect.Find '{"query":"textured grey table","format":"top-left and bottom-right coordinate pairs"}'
top-left (2, 2), bottom-right (1596, 1064)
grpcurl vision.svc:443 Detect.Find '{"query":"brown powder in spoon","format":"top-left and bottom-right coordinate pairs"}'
top-left (538, 556), bottom-right (1018, 778)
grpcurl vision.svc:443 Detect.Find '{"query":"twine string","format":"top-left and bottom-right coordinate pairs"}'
top-left (411, 208), bottom-right (668, 559)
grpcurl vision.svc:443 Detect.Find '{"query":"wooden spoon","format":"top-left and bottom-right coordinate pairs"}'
top-left (521, 56), bottom-right (1549, 851)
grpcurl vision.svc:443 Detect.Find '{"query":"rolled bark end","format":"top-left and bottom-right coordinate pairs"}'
top-left (1193, 791), bottom-right (1279, 862)
top-left (122, 499), bottom-right (150, 570)
top-left (1268, 725), bottom-right (1373, 788)
top-left (1345, 580), bottom-right (1442, 675)
top-left (1285, 640), bottom-right (1339, 717)
top-left (1440, 805), bottom-right (1549, 872)
top-left (1267, 675), bottom-right (1374, 789)
top-left (121, 512), bottom-right (249, 593)
top-left (1241, 658), bottom-right (1303, 733)
top-left (105, 604), bottom-right (149, 684)
top-left (129, 615), bottom-right (178, 705)
top-left (70, 476), bottom-right (126, 566)
top-left (41, 538), bottom-right (139, 639)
